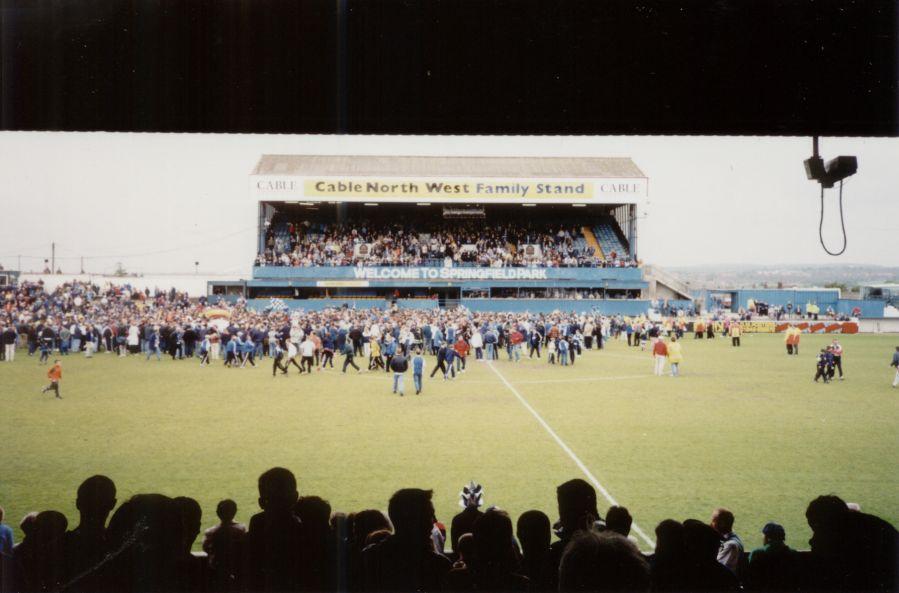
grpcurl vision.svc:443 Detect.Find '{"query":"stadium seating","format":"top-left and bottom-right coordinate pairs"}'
top-left (593, 218), bottom-right (630, 260)
top-left (258, 219), bottom-right (635, 268)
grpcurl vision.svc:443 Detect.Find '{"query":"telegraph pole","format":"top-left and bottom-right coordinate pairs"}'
top-left (51, 242), bottom-right (55, 273)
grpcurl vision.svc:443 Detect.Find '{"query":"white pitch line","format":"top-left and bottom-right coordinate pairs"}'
top-left (486, 361), bottom-right (656, 549)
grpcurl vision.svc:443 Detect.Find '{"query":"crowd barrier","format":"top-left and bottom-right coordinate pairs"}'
top-left (774, 321), bottom-right (859, 334)
top-left (690, 321), bottom-right (860, 334)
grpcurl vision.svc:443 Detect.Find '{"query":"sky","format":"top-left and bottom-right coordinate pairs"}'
top-left (0, 133), bottom-right (896, 276)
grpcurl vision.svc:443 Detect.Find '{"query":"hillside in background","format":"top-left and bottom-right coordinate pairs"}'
top-left (667, 264), bottom-right (899, 291)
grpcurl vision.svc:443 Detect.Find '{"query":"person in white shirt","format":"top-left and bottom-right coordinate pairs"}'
top-left (290, 325), bottom-right (304, 350)
top-left (711, 508), bottom-right (744, 575)
top-left (470, 331), bottom-right (484, 360)
top-left (300, 337), bottom-right (316, 373)
top-left (127, 324), bottom-right (140, 354)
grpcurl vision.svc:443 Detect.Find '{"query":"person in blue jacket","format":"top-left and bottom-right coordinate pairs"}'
top-left (321, 333), bottom-right (335, 369)
top-left (224, 335), bottom-right (239, 367)
top-left (383, 337), bottom-right (397, 373)
top-left (241, 335), bottom-right (256, 367)
top-left (444, 346), bottom-right (456, 380)
top-left (558, 337), bottom-right (569, 366)
top-left (484, 329), bottom-right (497, 360)
top-left (412, 349), bottom-right (425, 395)
top-left (431, 327), bottom-right (444, 355)
top-left (146, 327), bottom-right (162, 361)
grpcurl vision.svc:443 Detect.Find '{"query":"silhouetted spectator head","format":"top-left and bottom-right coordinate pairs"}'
top-left (710, 508), bottom-right (735, 536)
top-left (105, 494), bottom-right (182, 592)
top-left (34, 509), bottom-right (68, 535)
top-left (387, 488), bottom-right (435, 542)
top-left (216, 499), bottom-right (238, 523)
top-left (557, 479), bottom-right (598, 536)
top-left (456, 533), bottom-right (475, 565)
top-left (558, 530), bottom-right (650, 592)
top-left (173, 497), bottom-right (202, 556)
top-left (654, 519), bottom-right (685, 557)
top-left (364, 529), bottom-right (392, 547)
top-left (762, 522), bottom-right (786, 544)
top-left (295, 496), bottom-right (332, 533)
top-left (805, 494), bottom-right (848, 533)
top-left (606, 506), bottom-right (633, 537)
top-left (76, 474), bottom-right (117, 527)
top-left (472, 509), bottom-right (516, 569)
top-left (352, 509), bottom-right (392, 546)
top-left (20, 512), bottom-right (38, 537)
top-left (683, 519), bottom-right (721, 561)
top-left (517, 510), bottom-right (551, 555)
top-left (20, 511), bottom-right (69, 592)
top-left (257, 467), bottom-right (298, 513)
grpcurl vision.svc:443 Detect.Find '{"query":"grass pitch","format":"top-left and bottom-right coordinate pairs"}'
top-left (1, 333), bottom-right (897, 551)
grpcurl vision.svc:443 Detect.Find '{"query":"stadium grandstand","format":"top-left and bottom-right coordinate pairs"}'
top-left (209, 155), bottom-right (692, 314)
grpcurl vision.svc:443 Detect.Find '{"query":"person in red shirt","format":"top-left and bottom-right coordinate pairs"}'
top-left (652, 339), bottom-right (668, 376)
top-left (508, 328), bottom-right (524, 362)
top-left (453, 336), bottom-right (470, 373)
top-left (41, 360), bottom-right (62, 399)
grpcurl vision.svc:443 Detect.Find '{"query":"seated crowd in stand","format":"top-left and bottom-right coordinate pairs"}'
top-left (0, 471), bottom-right (895, 593)
top-left (253, 221), bottom-right (637, 268)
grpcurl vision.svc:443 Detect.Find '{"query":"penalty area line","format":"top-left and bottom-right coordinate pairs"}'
top-left (486, 361), bottom-right (656, 549)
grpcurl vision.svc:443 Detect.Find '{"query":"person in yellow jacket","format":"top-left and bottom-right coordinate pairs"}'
top-left (730, 322), bottom-right (742, 347)
top-left (784, 326), bottom-right (800, 355)
top-left (667, 336), bottom-right (683, 377)
top-left (368, 338), bottom-right (384, 371)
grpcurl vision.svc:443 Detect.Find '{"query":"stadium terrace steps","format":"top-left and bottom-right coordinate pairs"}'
top-left (582, 226), bottom-right (603, 258)
top-left (593, 219), bottom-right (628, 259)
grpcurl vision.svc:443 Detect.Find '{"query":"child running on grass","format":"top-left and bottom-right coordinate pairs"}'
top-left (40, 359), bottom-right (63, 399)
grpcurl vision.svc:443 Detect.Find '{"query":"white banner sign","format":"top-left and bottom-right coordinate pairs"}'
top-left (352, 267), bottom-right (549, 280)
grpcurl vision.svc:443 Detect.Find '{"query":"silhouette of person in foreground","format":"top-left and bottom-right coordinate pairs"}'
top-left (244, 467), bottom-right (315, 592)
top-left (173, 496), bottom-right (208, 593)
top-left (647, 519), bottom-right (687, 592)
top-left (548, 479), bottom-right (599, 590)
top-left (746, 522), bottom-right (797, 592)
top-left (347, 509), bottom-right (392, 591)
top-left (362, 488), bottom-right (451, 591)
top-left (202, 499), bottom-right (247, 592)
top-left (681, 519), bottom-right (739, 591)
top-left (605, 506), bottom-right (633, 538)
top-left (516, 510), bottom-right (552, 591)
top-left (13, 510), bottom-right (68, 593)
top-left (102, 493), bottom-right (184, 593)
top-left (295, 496), bottom-right (335, 591)
top-left (64, 475), bottom-right (117, 592)
top-left (450, 482), bottom-right (484, 554)
top-left (445, 508), bottom-right (529, 591)
top-left (805, 494), bottom-right (897, 592)
top-left (558, 529), bottom-right (650, 592)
